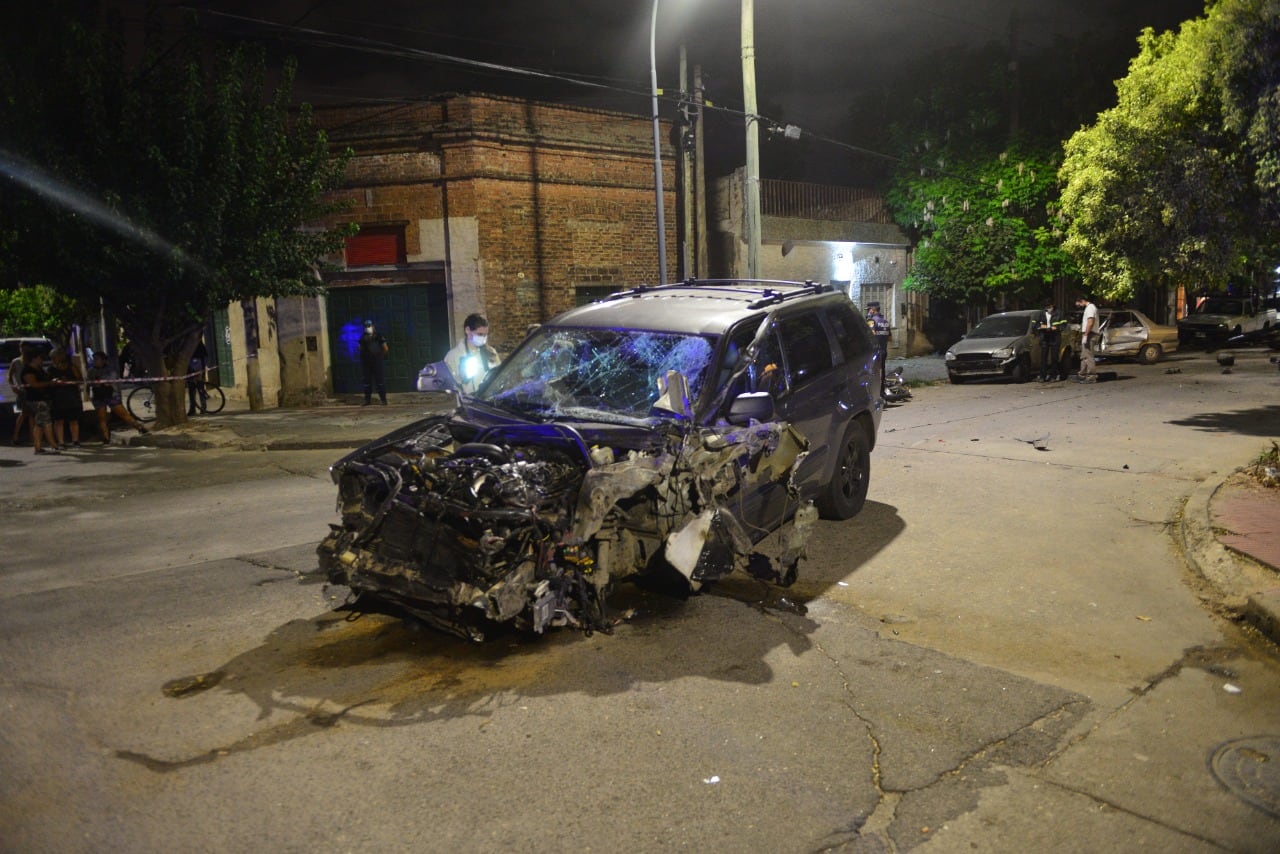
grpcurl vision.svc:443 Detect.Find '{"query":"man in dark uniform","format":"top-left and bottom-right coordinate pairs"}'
top-left (866, 301), bottom-right (891, 394)
top-left (358, 320), bottom-right (389, 405)
top-left (1036, 299), bottom-right (1067, 381)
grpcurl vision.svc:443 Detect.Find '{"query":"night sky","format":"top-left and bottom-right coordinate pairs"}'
top-left (133, 1), bottom-right (1209, 180)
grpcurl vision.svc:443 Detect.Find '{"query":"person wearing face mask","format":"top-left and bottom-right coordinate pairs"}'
top-left (444, 313), bottom-right (501, 395)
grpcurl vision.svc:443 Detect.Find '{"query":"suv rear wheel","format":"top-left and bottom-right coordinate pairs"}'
top-left (816, 421), bottom-right (871, 520)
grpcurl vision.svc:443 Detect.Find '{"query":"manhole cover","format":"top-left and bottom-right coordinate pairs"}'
top-left (1210, 735), bottom-right (1280, 818)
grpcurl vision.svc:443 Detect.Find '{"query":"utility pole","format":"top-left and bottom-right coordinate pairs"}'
top-left (680, 48), bottom-right (693, 280)
top-left (741, 0), bottom-right (761, 279)
top-left (693, 64), bottom-right (708, 279)
top-left (649, 0), bottom-right (668, 284)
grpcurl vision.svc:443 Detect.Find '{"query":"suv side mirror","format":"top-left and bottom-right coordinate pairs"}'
top-left (727, 391), bottom-right (776, 425)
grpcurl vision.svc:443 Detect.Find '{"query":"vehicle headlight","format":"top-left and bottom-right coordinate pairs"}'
top-left (944, 350), bottom-right (956, 361)
top-left (993, 347), bottom-right (1014, 359)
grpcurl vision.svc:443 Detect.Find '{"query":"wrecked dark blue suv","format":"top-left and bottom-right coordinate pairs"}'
top-left (318, 280), bottom-right (883, 639)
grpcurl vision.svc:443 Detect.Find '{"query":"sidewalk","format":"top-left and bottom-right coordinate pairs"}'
top-left (130, 393), bottom-right (454, 451)
top-left (128, 388), bottom-right (1280, 644)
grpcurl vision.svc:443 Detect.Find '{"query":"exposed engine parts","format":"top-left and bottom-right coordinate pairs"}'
top-left (317, 414), bottom-right (814, 640)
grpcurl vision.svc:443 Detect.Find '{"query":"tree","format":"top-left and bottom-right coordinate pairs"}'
top-left (0, 286), bottom-right (85, 342)
top-left (0, 6), bottom-right (351, 426)
top-left (886, 144), bottom-right (1075, 305)
top-left (1058, 0), bottom-right (1280, 303)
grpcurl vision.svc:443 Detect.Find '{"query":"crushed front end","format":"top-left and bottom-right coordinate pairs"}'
top-left (317, 413), bottom-right (814, 640)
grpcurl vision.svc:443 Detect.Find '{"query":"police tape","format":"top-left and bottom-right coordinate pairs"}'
top-left (13, 370), bottom-right (204, 389)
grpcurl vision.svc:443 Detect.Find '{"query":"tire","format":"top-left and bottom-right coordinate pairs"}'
top-left (203, 386), bottom-right (226, 414)
top-left (948, 371), bottom-right (966, 384)
top-left (1010, 356), bottom-right (1030, 383)
top-left (1137, 343), bottom-right (1161, 365)
top-left (126, 386), bottom-right (157, 422)
top-left (816, 421), bottom-right (871, 520)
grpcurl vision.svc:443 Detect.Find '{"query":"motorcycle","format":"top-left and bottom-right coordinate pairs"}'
top-left (883, 366), bottom-right (912, 403)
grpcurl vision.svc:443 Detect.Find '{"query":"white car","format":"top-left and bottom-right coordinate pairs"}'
top-left (1177, 297), bottom-right (1276, 348)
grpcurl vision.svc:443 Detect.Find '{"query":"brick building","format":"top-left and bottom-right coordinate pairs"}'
top-left (299, 93), bottom-right (675, 396)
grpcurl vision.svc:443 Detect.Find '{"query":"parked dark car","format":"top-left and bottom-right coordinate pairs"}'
top-left (319, 280), bottom-right (883, 639)
top-left (944, 310), bottom-right (1079, 384)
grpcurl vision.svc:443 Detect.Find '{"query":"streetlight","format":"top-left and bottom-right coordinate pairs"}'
top-left (650, 0), bottom-right (668, 285)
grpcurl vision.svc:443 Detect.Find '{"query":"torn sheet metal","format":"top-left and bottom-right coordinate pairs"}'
top-left (317, 407), bottom-right (815, 639)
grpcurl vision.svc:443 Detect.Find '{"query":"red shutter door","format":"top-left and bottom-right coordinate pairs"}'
top-left (345, 231), bottom-right (404, 267)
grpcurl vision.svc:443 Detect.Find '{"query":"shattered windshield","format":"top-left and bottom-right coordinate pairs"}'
top-left (479, 326), bottom-right (717, 421)
top-left (969, 315), bottom-right (1032, 338)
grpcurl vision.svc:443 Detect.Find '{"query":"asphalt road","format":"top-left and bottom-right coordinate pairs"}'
top-left (1, 349), bottom-right (1278, 852)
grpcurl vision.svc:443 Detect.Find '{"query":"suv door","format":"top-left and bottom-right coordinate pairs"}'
top-left (773, 310), bottom-right (839, 498)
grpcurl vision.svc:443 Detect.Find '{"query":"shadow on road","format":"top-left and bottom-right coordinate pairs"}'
top-left (1167, 404), bottom-right (1280, 437)
top-left (121, 502), bottom-right (908, 768)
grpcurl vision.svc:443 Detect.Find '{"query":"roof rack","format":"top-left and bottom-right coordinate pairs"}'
top-left (602, 278), bottom-right (830, 307)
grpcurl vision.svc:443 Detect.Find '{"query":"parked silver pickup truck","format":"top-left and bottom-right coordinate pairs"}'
top-left (1177, 296), bottom-right (1277, 348)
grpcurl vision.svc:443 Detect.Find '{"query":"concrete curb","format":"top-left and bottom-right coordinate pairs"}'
top-left (128, 430), bottom-right (372, 453)
top-left (1179, 474), bottom-right (1280, 645)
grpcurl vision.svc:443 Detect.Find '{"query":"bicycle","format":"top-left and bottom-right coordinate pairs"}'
top-left (127, 378), bottom-right (224, 422)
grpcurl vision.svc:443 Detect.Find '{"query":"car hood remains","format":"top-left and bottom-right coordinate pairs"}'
top-left (317, 405), bottom-right (815, 640)
top-left (949, 334), bottom-right (1024, 355)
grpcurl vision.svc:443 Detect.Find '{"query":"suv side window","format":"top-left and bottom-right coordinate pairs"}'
top-left (824, 302), bottom-right (873, 364)
top-left (777, 312), bottom-right (834, 387)
top-left (714, 322), bottom-right (787, 400)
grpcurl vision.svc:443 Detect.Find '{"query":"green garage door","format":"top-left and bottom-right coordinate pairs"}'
top-left (327, 284), bottom-right (450, 394)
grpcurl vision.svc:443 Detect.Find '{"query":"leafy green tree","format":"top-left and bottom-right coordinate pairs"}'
top-left (1059, 0), bottom-right (1280, 302)
top-left (0, 286), bottom-right (85, 341)
top-left (0, 6), bottom-right (351, 426)
top-left (886, 144), bottom-right (1075, 305)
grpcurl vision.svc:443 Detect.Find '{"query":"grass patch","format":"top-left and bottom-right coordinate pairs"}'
top-left (1244, 440), bottom-right (1280, 488)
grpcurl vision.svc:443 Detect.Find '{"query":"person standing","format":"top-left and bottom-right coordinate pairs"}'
top-left (358, 320), bottom-right (388, 406)
top-left (20, 350), bottom-right (59, 454)
top-left (186, 339), bottom-right (209, 415)
top-left (47, 348), bottom-right (85, 447)
top-left (86, 351), bottom-right (148, 443)
top-left (1074, 294), bottom-right (1099, 384)
top-left (8, 344), bottom-right (31, 445)
top-left (444, 313), bottom-right (501, 395)
top-left (866, 302), bottom-right (891, 395)
top-left (1036, 300), bottom-right (1067, 382)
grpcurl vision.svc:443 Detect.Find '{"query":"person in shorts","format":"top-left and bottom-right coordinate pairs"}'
top-left (20, 350), bottom-right (59, 455)
top-left (87, 351), bottom-right (148, 443)
top-left (47, 348), bottom-right (85, 447)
